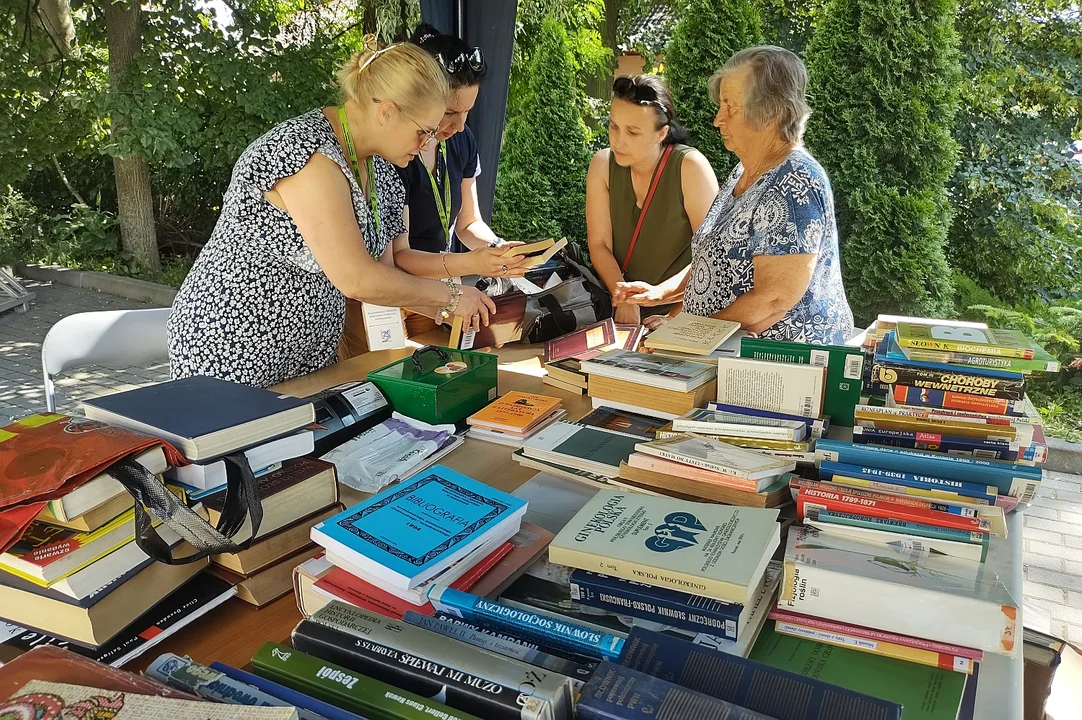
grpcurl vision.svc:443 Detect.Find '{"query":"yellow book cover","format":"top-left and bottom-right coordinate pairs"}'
top-left (894, 322), bottom-right (1039, 359)
top-left (853, 409), bottom-right (1018, 441)
top-left (500, 237), bottom-right (556, 258)
top-left (643, 312), bottom-right (741, 354)
top-left (467, 391), bottom-right (562, 433)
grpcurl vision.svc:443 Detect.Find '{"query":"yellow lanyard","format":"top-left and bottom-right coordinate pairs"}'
top-left (337, 106), bottom-right (382, 240)
top-left (420, 141), bottom-right (451, 249)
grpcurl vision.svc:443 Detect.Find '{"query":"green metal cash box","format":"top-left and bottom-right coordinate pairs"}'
top-left (367, 346), bottom-right (498, 425)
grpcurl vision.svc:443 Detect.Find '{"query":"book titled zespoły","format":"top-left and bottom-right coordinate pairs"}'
top-left (310, 465), bottom-right (526, 590)
top-left (642, 312), bottom-right (741, 355)
top-left (548, 491), bottom-right (780, 604)
top-left (715, 356), bottom-right (826, 418)
top-left (468, 391), bottom-right (563, 434)
top-left (634, 434), bottom-right (796, 481)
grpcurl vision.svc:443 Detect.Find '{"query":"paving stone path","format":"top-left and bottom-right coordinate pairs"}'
top-left (2, 275), bottom-right (1081, 642)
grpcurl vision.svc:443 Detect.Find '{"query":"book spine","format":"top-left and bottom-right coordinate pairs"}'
top-left (872, 364), bottom-right (1027, 400)
top-left (578, 662), bottom-right (778, 720)
top-left (427, 587), bottom-right (625, 661)
top-left (568, 570), bottom-right (741, 640)
top-left (708, 402), bottom-right (829, 438)
top-left (765, 610), bottom-right (983, 659)
top-left (618, 628), bottom-right (903, 719)
top-left (814, 439), bottom-right (1043, 500)
top-left (896, 335), bottom-right (1034, 359)
top-left (901, 347), bottom-right (1058, 373)
top-left (772, 620), bottom-right (975, 674)
top-left (432, 611), bottom-right (603, 668)
top-left (210, 661), bottom-right (369, 720)
top-left (796, 487), bottom-right (989, 534)
top-left (145, 653), bottom-right (292, 710)
top-left (291, 620), bottom-right (546, 720)
top-left (852, 425), bottom-right (1020, 461)
top-left (672, 419), bottom-right (799, 441)
top-left (653, 429), bottom-right (808, 451)
top-left (639, 446), bottom-right (754, 480)
top-left (251, 642), bottom-right (482, 720)
top-left (819, 461), bottom-right (999, 504)
top-left (892, 385), bottom-right (1027, 417)
top-left (828, 474), bottom-right (996, 507)
top-left (790, 477), bottom-right (988, 517)
top-left (808, 509), bottom-right (990, 553)
top-left (403, 611), bottom-right (597, 684)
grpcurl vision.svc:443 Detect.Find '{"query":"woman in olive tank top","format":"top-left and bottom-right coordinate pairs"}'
top-left (586, 75), bottom-right (719, 325)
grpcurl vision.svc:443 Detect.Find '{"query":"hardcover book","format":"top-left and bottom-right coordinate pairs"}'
top-left (587, 376), bottom-right (718, 417)
top-left (795, 486), bottom-right (991, 535)
top-left (501, 237), bottom-right (557, 258)
top-left (778, 526), bottom-right (1018, 654)
top-left (625, 453), bottom-right (772, 493)
top-left (579, 350), bottom-right (716, 393)
top-left (819, 460), bottom-right (1000, 506)
top-left (1, 680), bottom-right (299, 719)
top-left (634, 434), bottom-right (796, 481)
top-left (890, 384), bottom-right (1031, 417)
top-left (715, 357), bottom-right (826, 418)
top-left (81, 376), bottom-right (315, 460)
top-left (893, 322), bottom-right (1045, 359)
top-left (577, 662), bottom-right (777, 720)
top-left (874, 346), bottom-right (1026, 401)
top-left (468, 392), bottom-right (563, 434)
top-left (450, 291), bottom-right (529, 350)
top-left (548, 491), bottom-right (780, 604)
top-left (42, 446), bottom-right (165, 523)
top-left (576, 406), bottom-right (668, 440)
top-left (642, 313), bottom-right (741, 355)
top-left (166, 430), bottom-right (315, 490)
top-left (617, 464), bottom-right (794, 508)
top-left (739, 337), bottom-right (864, 425)
top-left (619, 627), bottom-right (902, 720)
top-left (210, 662), bottom-right (366, 720)
top-left (310, 465), bottom-right (526, 590)
top-left (851, 425), bottom-right (1026, 462)
top-left (251, 642), bottom-right (482, 720)
top-left (852, 403), bottom-right (1028, 443)
top-left (544, 320), bottom-right (617, 363)
top-left (899, 344), bottom-right (1060, 374)
top-left (750, 622), bottom-right (969, 719)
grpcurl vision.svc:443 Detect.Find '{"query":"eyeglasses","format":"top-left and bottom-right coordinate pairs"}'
top-left (436, 47), bottom-right (485, 75)
top-left (612, 77), bottom-right (670, 121)
top-left (396, 104), bottom-right (440, 146)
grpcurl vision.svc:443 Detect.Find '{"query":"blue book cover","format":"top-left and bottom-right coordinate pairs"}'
top-left (210, 661), bottom-right (363, 720)
top-left (568, 569), bottom-right (744, 640)
top-left (819, 460), bottom-right (999, 504)
top-left (312, 465), bottom-right (526, 588)
top-left (815, 438), bottom-right (1042, 499)
top-left (148, 653), bottom-right (311, 713)
top-left (427, 586), bottom-right (625, 661)
top-left (708, 402), bottom-right (830, 438)
top-left (619, 628), bottom-right (902, 720)
top-left (877, 332), bottom-right (1023, 380)
top-left (852, 425), bottom-right (1021, 461)
top-left (578, 661), bottom-right (776, 720)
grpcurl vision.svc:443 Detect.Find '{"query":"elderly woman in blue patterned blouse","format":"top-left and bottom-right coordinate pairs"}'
top-left (614, 46), bottom-right (854, 345)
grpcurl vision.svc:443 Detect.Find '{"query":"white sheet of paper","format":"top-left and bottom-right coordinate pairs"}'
top-left (362, 303), bottom-right (407, 350)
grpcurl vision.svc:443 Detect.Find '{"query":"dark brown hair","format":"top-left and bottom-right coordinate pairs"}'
top-left (611, 74), bottom-right (689, 145)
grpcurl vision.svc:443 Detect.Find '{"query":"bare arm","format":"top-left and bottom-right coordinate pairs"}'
top-left (710, 253), bottom-right (815, 333)
top-left (273, 153), bottom-right (495, 324)
top-left (585, 149), bottom-right (624, 295)
top-left (455, 176), bottom-right (502, 249)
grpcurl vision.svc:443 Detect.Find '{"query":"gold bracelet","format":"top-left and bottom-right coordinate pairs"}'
top-left (441, 252), bottom-right (453, 278)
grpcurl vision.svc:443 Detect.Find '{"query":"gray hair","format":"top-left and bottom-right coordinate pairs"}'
top-left (707, 46), bottom-right (811, 145)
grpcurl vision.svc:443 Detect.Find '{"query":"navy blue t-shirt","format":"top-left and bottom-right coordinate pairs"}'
top-left (397, 125), bottom-right (481, 254)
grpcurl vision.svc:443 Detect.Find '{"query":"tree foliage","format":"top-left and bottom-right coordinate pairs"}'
top-left (492, 18), bottom-right (593, 245)
top-left (663, 0), bottom-right (764, 177)
top-left (946, 0), bottom-right (1082, 305)
top-left (804, 0), bottom-right (962, 322)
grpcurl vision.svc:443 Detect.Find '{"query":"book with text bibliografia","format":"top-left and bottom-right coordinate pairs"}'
top-left (310, 465), bottom-right (526, 590)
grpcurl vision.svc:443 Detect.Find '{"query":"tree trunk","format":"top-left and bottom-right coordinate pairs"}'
top-left (34, 0), bottom-right (76, 60)
top-left (103, 0), bottom-right (160, 272)
top-left (586, 0), bottom-right (626, 99)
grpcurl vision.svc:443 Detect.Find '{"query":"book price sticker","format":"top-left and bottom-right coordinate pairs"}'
top-left (844, 354), bottom-right (865, 380)
top-left (810, 349), bottom-right (830, 368)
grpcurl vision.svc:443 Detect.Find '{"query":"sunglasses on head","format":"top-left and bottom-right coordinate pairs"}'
top-left (612, 77), bottom-right (670, 121)
top-left (436, 47), bottom-right (485, 75)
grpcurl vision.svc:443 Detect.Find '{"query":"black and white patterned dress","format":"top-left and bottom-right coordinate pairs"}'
top-left (167, 109), bottom-right (407, 387)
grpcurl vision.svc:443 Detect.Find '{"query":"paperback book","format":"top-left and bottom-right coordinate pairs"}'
top-left (642, 313), bottom-right (741, 355)
top-left (634, 434), bottom-right (796, 481)
top-left (707, 403), bottom-right (830, 439)
top-left (672, 407), bottom-right (807, 441)
top-left (210, 662), bottom-right (366, 720)
top-left (893, 322), bottom-right (1044, 359)
top-left (520, 422), bottom-right (641, 478)
top-left (715, 357), bottom-right (826, 419)
top-left (579, 350), bottom-right (716, 393)
top-left (890, 384), bottom-right (1031, 417)
top-left (576, 406), bottom-right (668, 440)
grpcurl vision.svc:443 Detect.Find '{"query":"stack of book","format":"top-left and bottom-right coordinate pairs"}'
top-left (307, 465), bottom-right (529, 622)
top-left (466, 391), bottom-right (566, 447)
top-left (541, 319), bottom-right (646, 394)
top-left (641, 311), bottom-right (741, 359)
top-left (580, 349), bottom-right (717, 419)
top-left (515, 419), bottom-right (642, 481)
top-left (617, 432), bottom-right (798, 508)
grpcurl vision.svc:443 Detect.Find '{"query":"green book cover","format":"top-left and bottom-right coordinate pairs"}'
top-left (893, 323), bottom-right (1042, 359)
top-left (251, 642), bottom-right (483, 720)
top-left (749, 622), bottom-right (967, 720)
top-left (740, 337), bottom-right (865, 426)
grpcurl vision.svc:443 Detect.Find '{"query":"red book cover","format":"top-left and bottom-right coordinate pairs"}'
top-left (892, 385), bottom-right (1018, 416)
top-left (790, 476), bottom-right (1019, 514)
top-left (543, 319), bottom-right (617, 363)
top-left (796, 486), bottom-right (990, 534)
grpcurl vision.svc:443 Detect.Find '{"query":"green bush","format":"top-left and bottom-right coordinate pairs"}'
top-left (492, 18), bottom-right (593, 245)
top-left (804, 0), bottom-right (962, 323)
top-left (663, 0), bottom-right (764, 177)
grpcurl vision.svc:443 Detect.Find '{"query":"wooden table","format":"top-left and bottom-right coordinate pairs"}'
top-left (139, 331), bottom-right (595, 670)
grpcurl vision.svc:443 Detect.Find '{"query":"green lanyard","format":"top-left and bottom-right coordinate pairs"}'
top-left (421, 140), bottom-right (451, 249)
top-left (337, 106), bottom-right (382, 241)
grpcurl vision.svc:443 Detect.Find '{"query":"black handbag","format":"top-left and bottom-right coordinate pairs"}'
top-left (106, 452), bottom-right (263, 565)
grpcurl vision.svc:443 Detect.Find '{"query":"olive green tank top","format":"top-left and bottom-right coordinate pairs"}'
top-left (608, 143), bottom-right (694, 287)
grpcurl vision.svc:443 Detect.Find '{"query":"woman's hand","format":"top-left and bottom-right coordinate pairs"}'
top-left (614, 280), bottom-right (667, 307)
top-left (614, 303), bottom-right (641, 325)
top-left (643, 314), bottom-right (670, 331)
top-left (462, 246), bottom-right (529, 278)
top-left (453, 286), bottom-right (498, 332)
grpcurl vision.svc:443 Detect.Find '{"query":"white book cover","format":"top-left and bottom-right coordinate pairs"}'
top-left (642, 313), bottom-right (741, 354)
top-left (165, 430), bottom-right (314, 489)
top-left (579, 350), bottom-right (715, 392)
top-left (634, 434), bottom-right (796, 480)
top-left (804, 519), bottom-right (985, 562)
top-left (716, 356), bottom-right (826, 418)
top-left (673, 408), bottom-right (807, 441)
top-left (521, 421), bottom-right (641, 478)
top-left (549, 491), bottom-right (780, 604)
top-left (778, 525), bottom-right (1018, 655)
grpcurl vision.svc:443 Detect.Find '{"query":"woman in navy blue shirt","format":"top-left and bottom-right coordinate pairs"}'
top-left (393, 25), bottom-right (527, 292)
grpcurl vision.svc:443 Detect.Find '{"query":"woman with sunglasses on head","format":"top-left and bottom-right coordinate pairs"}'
top-left (167, 38), bottom-right (496, 388)
top-left (389, 25), bottom-right (527, 337)
top-left (586, 74), bottom-right (719, 326)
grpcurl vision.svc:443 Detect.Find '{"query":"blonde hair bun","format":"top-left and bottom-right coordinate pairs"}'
top-left (337, 39), bottom-right (449, 118)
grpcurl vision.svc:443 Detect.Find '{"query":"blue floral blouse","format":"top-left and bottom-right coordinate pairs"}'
top-left (682, 147), bottom-right (854, 345)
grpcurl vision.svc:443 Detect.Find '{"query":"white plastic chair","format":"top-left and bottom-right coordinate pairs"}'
top-left (41, 308), bottom-right (172, 412)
